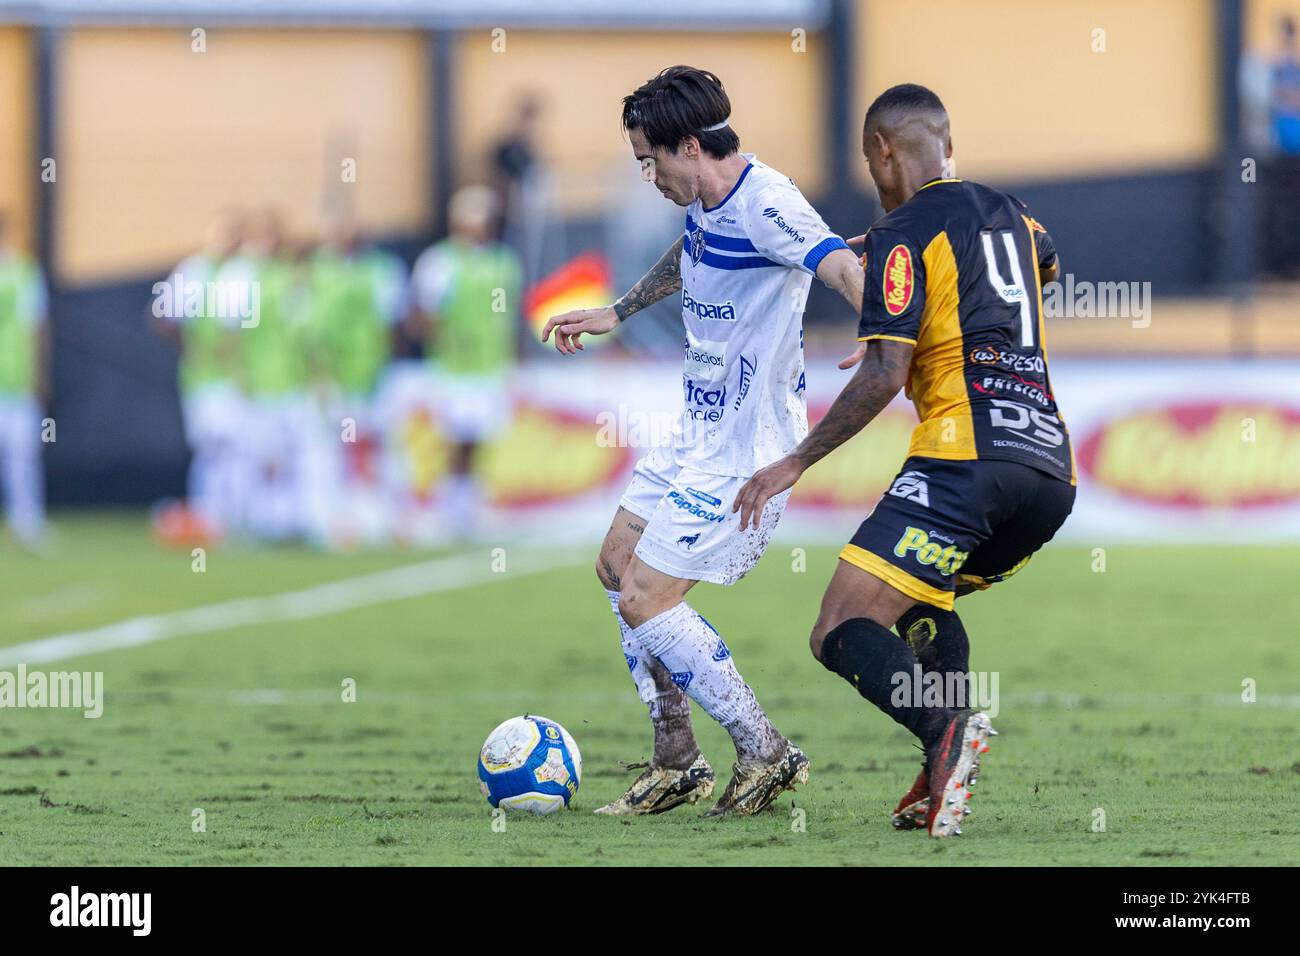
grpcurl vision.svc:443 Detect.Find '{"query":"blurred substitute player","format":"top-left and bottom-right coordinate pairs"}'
top-left (305, 215), bottom-right (406, 546)
top-left (409, 186), bottom-right (523, 540)
top-left (542, 67), bottom-right (864, 816)
top-left (0, 210), bottom-right (50, 549)
top-left (734, 85), bottom-right (1075, 837)
top-left (227, 211), bottom-right (313, 541)
top-left (152, 211), bottom-right (246, 537)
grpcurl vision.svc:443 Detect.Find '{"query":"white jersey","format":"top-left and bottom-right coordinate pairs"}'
top-left (671, 155), bottom-right (847, 477)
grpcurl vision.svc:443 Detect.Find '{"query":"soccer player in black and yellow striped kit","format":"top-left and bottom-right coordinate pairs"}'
top-left (734, 84), bottom-right (1075, 838)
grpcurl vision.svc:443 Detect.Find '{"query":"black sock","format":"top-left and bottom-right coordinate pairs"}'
top-left (820, 617), bottom-right (954, 748)
top-left (896, 606), bottom-right (970, 676)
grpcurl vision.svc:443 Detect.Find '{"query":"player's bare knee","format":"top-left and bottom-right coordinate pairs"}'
top-left (808, 610), bottom-right (839, 663)
top-left (617, 587), bottom-right (646, 628)
top-left (808, 625), bottom-right (827, 662)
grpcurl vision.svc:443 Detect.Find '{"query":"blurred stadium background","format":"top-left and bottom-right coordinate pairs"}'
top-left (2, 0), bottom-right (1300, 869)
top-left (0, 0), bottom-right (1298, 549)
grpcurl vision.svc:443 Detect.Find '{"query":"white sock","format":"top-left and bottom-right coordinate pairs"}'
top-left (606, 590), bottom-right (683, 719)
top-left (627, 602), bottom-right (786, 762)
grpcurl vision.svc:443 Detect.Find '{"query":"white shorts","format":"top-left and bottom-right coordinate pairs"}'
top-left (438, 374), bottom-right (511, 444)
top-left (618, 444), bottom-right (790, 586)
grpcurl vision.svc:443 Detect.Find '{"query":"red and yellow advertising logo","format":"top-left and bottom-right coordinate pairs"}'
top-left (1077, 401), bottom-right (1300, 509)
top-left (396, 403), bottom-right (631, 507)
top-left (882, 245), bottom-right (914, 316)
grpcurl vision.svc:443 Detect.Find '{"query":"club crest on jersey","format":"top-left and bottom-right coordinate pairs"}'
top-left (883, 244), bottom-right (914, 316)
top-left (689, 223), bottom-right (707, 265)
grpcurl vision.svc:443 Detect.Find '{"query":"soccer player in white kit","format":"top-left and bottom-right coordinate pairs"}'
top-left (543, 67), bottom-right (865, 815)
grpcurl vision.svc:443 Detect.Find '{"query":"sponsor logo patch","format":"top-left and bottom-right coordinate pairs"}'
top-left (968, 346), bottom-right (1045, 375)
top-left (761, 207), bottom-right (806, 244)
top-left (973, 374), bottom-right (1052, 406)
top-left (883, 244), bottom-right (914, 316)
top-left (683, 376), bottom-right (727, 422)
top-left (887, 470), bottom-right (930, 507)
top-left (683, 334), bottom-right (728, 382)
top-left (733, 355), bottom-right (756, 410)
top-left (682, 289), bottom-right (737, 322)
top-left (988, 399), bottom-right (1065, 448)
top-left (686, 487), bottom-right (722, 507)
top-left (667, 490), bottom-right (726, 523)
top-left (893, 526), bottom-right (968, 577)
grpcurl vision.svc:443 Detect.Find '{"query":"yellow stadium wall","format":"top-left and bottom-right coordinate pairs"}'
top-left (853, 0), bottom-right (1219, 186)
top-left (56, 28), bottom-right (431, 284)
top-left (454, 29), bottom-right (824, 216)
top-left (0, 27), bottom-right (36, 254)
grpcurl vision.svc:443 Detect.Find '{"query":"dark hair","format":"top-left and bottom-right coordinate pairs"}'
top-left (864, 83), bottom-right (947, 132)
top-left (622, 65), bottom-right (739, 159)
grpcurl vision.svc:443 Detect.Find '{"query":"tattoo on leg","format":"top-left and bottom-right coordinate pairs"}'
top-left (627, 520), bottom-right (645, 535)
top-left (600, 556), bottom-right (621, 590)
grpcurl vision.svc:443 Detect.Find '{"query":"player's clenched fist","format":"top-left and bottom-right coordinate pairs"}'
top-left (541, 306), bottom-right (619, 354)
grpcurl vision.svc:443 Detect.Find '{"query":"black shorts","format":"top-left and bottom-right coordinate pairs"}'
top-left (841, 456), bottom-right (1076, 610)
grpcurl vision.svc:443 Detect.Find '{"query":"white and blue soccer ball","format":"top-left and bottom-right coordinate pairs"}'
top-left (477, 715), bottom-right (582, 814)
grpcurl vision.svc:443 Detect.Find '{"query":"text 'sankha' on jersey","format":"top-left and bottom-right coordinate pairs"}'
top-left (675, 155), bottom-right (848, 478)
top-left (857, 178), bottom-right (1076, 484)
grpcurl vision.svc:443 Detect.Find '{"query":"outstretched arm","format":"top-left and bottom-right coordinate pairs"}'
top-left (733, 338), bottom-right (913, 529)
top-left (542, 237), bottom-right (683, 355)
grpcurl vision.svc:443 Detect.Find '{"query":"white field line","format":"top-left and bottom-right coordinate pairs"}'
top-left (194, 688), bottom-right (1300, 709)
top-left (0, 548), bottom-right (584, 668)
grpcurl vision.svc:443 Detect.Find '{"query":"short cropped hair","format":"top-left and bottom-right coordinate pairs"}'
top-left (864, 83), bottom-right (948, 132)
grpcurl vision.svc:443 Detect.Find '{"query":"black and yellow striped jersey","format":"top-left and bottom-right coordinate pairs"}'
top-left (858, 178), bottom-right (1075, 484)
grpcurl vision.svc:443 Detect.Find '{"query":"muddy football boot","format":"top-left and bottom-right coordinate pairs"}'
top-left (593, 754), bottom-right (715, 815)
top-left (703, 742), bottom-right (810, 817)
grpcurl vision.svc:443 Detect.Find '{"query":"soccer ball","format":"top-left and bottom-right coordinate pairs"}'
top-left (477, 715), bottom-right (582, 813)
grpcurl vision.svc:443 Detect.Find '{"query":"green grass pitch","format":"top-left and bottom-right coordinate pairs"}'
top-left (1, 515), bottom-right (1298, 866)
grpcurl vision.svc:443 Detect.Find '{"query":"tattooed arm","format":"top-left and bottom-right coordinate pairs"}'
top-left (614, 236), bottom-right (683, 321)
top-left (732, 339), bottom-right (913, 529)
top-left (542, 237), bottom-right (683, 355)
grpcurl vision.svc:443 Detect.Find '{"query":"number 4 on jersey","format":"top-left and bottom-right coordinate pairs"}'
top-left (980, 230), bottom-right (1033, 348)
